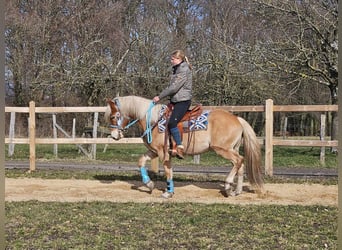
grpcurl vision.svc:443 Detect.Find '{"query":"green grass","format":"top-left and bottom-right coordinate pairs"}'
top-left (6, 201), bottom-right (337, 249)
top-left (4, 168), bottom-right (338, 186)
top-left (5, 144), bottom-right (337, 249)
top-left (5, 144), bottom-right (338, 169)
top-left (272, 146), bottom-right (337, 168)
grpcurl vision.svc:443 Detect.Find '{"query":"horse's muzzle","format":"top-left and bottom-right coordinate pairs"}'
top-left (111, 130), bottom-right (123, 140)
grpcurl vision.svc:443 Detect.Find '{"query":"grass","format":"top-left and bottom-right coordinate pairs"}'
top-left (4, 168), bottom-right (338, 186)
top-left (5, 143), bottom-right (338, 169)
top-left (6, 201), bottom-right (337, 249)
top-left (5, 144), bottom-right (338, 248)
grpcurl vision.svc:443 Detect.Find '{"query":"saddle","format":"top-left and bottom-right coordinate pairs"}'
top-left (164, 103), bottom-right (203, 122)
top-left (163, 103), bottom-right (203, 156)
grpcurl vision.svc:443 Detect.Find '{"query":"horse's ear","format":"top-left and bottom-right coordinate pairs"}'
top-left (106, 98), bottom-right (112, 104)
top-left (106, 98), bottom-right (116, 110)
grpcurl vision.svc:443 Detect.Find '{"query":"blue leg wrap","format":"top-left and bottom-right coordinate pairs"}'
top-left (167, 179), bottom-right (174, 193)
top-left (140, 166), bottom-right (150, 184)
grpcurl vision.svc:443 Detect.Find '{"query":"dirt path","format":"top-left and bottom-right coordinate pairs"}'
top-left (5, 178), bottom-right (337, 206)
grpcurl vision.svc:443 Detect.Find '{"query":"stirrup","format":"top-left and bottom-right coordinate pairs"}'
top-left (176, 145), bottom-right (184, 159)
top-left (169, 148), bottom-right (177, 157)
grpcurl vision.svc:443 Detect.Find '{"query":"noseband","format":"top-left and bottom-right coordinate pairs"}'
top-left (108, 99), bottom-right (139, 131)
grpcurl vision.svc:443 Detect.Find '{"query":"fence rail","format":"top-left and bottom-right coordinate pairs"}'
top-left (5, 99), bottom-right (338, 175)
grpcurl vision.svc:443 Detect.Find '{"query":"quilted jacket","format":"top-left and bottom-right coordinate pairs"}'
top-left (158, 61), bottom-right (192, 103)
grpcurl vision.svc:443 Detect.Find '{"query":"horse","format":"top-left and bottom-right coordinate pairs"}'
top-left (104, 95), bottom-right (263, 199)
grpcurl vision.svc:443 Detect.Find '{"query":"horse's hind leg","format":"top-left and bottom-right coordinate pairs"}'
top-left (235, 163), bottom-right (244, 195)
top-left (138, 151), bottom-right (156, 192)
top-left (212, 146), bottom-right (244, 196)
top-left (161, 159), bottom-right (174, 199)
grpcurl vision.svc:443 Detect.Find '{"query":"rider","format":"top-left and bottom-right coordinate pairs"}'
top-left (152, 49), bottom-right (193, 159)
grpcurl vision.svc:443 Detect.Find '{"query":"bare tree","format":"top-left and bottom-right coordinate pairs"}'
top-left (5, 0), bottom-right (337, 138)
top-left (249, 0), bottom-right (338, 141)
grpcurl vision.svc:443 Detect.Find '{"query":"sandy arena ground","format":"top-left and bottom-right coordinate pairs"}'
top-left (5, 178), bottom-right (338, 206)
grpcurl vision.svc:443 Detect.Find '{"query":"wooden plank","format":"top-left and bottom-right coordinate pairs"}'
top-left (33, 137), bottom-right (144, 144)
top-left (5, 107), bottom-right (30, 112)
top-left (273, 105), bottom-right (338, 112)
top-left (273, 140), bottom-right (338, 147)
top-left (5, 137), bottom-right (264, 145)
top-left (203, 106), bottom-right (264, 112)
top-left (5, 138), bottom-right (29, 144)
top-left (5, 104), bottom-right (338, 114)
top-left (35, 106), bottom-right (107, 113)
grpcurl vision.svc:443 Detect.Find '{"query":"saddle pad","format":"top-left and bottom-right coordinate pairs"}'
top-left (158, 106), bottom-right (210, 133)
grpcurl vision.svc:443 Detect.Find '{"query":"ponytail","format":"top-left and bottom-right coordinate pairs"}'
top-left (184, 56), bottom-right (192, 70)
top-left (171, 49), bottom-right (192, 70)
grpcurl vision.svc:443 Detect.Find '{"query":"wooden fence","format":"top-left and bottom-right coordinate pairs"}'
top-left (5, 99), bottom-right (338, 176)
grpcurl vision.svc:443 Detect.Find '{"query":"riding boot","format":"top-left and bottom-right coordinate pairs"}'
top-left (170, 127), bottom-right (184, 159)
top-left (176, 145), bottom-right (184, 159)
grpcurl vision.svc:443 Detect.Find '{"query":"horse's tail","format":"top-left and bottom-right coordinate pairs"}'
top-left (237, 117), bottom-right (264, 191)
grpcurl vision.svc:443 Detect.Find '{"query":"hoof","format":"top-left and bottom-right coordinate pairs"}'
top-left (228, 190), bottom-right (238, 196)
top-left (145, 181), bottom-right (155, 191)
top-left (225, 188), bottom-right (235, 197)
top-left (161, 191), bottom-right (173, 199)
top-left (224, 182), bottom-right (238, 197)
top-left (235, 189), bottom-right (242, 196)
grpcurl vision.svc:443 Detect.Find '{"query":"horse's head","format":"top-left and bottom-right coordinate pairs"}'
top-left (105, 98), bottom-right (130, 140)
top-left (105, 95), bottom-right (157, 142)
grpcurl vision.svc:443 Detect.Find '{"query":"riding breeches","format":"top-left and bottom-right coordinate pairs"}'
top-left (168, 100), bottom-right (191, 129)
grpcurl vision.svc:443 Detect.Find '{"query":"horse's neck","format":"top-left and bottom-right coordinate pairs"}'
top-left (120, 96), bottom-right (160, 124)
top-left (119, 96), bottom-right (140, 119)
top-left (122, 97), bottom-right (162, 131)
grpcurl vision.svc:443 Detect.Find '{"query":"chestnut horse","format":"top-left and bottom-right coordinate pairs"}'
top-left (105, 95), bottom-right (263, 198)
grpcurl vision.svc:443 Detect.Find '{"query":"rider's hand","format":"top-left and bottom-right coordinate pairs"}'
top-left (152, 96), bottom-right (160, 104)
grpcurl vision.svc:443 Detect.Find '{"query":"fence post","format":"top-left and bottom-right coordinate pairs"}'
top-left (8, 112), bottom-right (16, 156)
top-left (265, 99), bottom-right (273, 176)
top-left (193, 155), bottom-right (200, 164)
top-left (72, 118), bottom-right (76, 138)
top-left (320, 114), bottom-right (326, 166)
top-left (53, 114), bottom-right (58, 157)
top-left (283, 117), bottom-right (288, 139)
top-left (29, 101), bottom-right (36, 172)
top-left (92, 112), bottom-right (99, 160)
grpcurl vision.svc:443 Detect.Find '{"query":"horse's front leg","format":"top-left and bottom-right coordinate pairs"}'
top-left (161, 159), bottom-right (174, 199)
top-left (138, 152), bottom-right (156, 192)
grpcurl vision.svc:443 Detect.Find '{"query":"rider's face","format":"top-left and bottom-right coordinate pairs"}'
top-left (171, 56), bottom-right (182, 66)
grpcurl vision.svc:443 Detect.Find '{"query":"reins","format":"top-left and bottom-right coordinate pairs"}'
top-left (141, 102), bottom-right (156, 144)
top-left (111, 98), bottom-right (156, 144)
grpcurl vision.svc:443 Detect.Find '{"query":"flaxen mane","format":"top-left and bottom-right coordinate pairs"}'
top-left (105, 96), bottom-right (163, 124)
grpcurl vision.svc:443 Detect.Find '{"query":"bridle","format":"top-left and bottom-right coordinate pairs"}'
top-left (108, 99), bottom-right (139, 132)
top-left (107, 98), bottom-right (156, 143)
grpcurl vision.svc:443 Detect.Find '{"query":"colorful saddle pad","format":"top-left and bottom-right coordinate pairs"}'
top-left (158, 105), bottom-right (210, 133)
